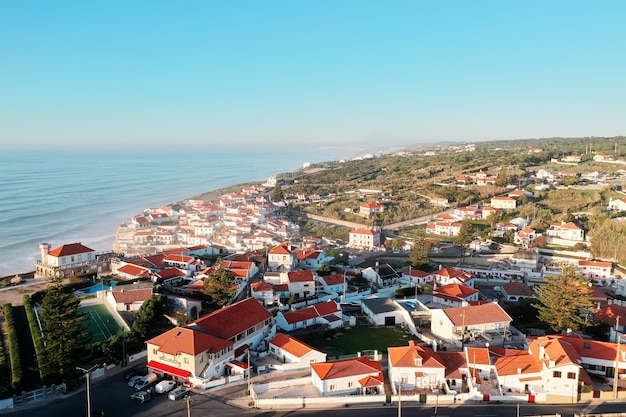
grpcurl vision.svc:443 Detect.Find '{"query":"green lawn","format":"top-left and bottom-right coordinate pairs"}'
top-left (298, 326), bottom-right (420, 358)
top-left (79, 304), bottom-right (124, 344)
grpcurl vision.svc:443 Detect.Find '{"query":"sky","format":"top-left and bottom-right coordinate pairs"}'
top-left (1, 1), bottom-right (626, 151)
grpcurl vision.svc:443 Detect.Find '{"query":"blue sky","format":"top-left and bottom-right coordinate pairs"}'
top-left (1, 1), bottom-right (625, 151)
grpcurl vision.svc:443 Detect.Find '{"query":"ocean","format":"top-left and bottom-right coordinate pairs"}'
top-left (0, 147), bottom-right (347, 277)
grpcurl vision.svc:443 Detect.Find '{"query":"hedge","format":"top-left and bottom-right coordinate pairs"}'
top-left (0, 307), bottom-right (10, 399)
top-left (23, 295), bottom-right (51, 384)
top-left (3, 303), bottom-right (22, 392)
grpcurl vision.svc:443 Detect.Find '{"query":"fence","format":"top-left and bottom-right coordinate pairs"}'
top-left (3, 385), bottom-right (65, 410)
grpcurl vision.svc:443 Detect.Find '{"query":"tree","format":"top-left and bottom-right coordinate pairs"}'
top-left (40, 282), bottom-right (91, 379)
top-left (409, 233), bottom-right (431, 269)
top-left (316, 263), bottom-right (334, 276)
top-left (455, 221), bottom-right (473, 249)
top-left (535, 264), bottom-right (593, 332)
top-left (271, 183), bottom-right (284, 202)
top-left (202, 266), bottom-right (237, 306)
top-left (132, 294), bottom-right (167, 336)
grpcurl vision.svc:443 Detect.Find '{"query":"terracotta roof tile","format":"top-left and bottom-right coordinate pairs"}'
top-left (147, 326), bottom-right (233, 356)
top-left (192, 298), bottom-right (271, 340)
top-left (47, 242), bottom-right (95, 257)
top-left (270, 333), bottom-right (321, 358)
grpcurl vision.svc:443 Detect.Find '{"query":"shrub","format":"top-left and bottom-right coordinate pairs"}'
top-left (23, 295), bottom-right (53, 384)
top-left (3, 304), bottom-right (22, 392)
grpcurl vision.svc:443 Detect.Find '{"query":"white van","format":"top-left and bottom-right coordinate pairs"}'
top-left (133, 373), bottom-right (159, 391)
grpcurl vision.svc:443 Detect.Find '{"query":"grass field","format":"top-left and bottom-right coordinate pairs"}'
top-left (80, 304), bottom-right (124, 343)
top-left (299, 326), bottom-right (420, 358)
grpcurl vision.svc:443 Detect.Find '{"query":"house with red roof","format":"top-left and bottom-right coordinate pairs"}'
top-left (105, 287), bottom-right (153, 312)
top-left (36, 242), bottom-right (99, 278)
top-left (268, 242), bottom-right (298, 272)
top-left (514, 227), bottom-right (537, 248)
top-left (388, 341), bottom-right (469, 393)
top-left (425, 221), bottom-right (462, 237)
top-left (359, 201), bottom-right (386, 217)
top-left (501, 282), bottom-right (534, 303)
top-left (250, 280), bottom-right (277, 306)
top-left (146, 326), bottom-right (234, 384)
top-left (311, 356), bottom-right (384, 396)
top-left (348, 228), bottom-right (381, 250)
top-left (578, 260), bottom-right (613, 280)
top-left (114, 263), bottom-right (153, 280)
top-left (432, 267), bottom-right (475, 288)
top-left (264, 270), bottom-right (317, 300)
top-left (432, 283), bottom-right (479, 307)
top-left (402, 269), bottom-right (434, 286)
top-left (430, 303), bottom-right (512, 347)
top-left (275, 300), bottom-right (344, 332)
top-left (296, 248), bottom-right (330, 269)
top-left (316, 273), bottom-right (346, 294)
top-left (546, 221), bottom-right (585, 242)
top-left (145, 298), bottom-right (273, 383)
top-left (269, 333), bottom-right (327, 367)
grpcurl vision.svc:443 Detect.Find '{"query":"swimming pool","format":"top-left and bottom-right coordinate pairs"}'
top-left (77, 281), bottom-right (117, 294)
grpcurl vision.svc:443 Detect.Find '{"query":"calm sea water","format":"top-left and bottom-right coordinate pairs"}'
top-left (0, 147), bottom-right (345, 276)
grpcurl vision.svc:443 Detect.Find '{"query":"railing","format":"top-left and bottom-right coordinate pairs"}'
top-left (12, 385), bottom-right (63, 407)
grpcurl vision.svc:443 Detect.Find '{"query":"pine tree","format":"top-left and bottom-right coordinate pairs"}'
top-left (409, 232), bottom-right (430, 269)
top-left (270, 183), bottom-right (284, 202)
top-left (202, 266), bottom-right (237, 306)
top-left (132, 294), bottom-right (167, 337)
top-left (40, 283), bottom-right (91, 378)
top-left (535, 264), bottom-right (593, 331)
top-left (455, 221), bottom-right (473, 249)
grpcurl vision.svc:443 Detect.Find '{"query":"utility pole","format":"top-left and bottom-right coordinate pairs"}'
top-left (247, 348), bottom-right (251, 395)
top-left (614, 316), bottom-right (621, 400)
top-left (397, 381), bottom-right (401, 417)
top-left (186, 394), bottom-right (191, 417)
top-left (76, 364), bottom-right (102, 417)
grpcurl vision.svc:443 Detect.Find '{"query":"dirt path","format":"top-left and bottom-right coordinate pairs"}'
top-left (0, 279), bottom-right (52, 307)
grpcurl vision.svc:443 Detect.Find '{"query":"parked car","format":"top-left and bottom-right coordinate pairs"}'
top-left (127, 375), bottom-right (143, 388)
top-left (133, 373), bottom-right (159, 391)
top-left (154, 380), bottom-right (176, 394)
top-left (131, 391), bottom-right (152, 403)
top-left (168, 388), bottom-right (189, 401)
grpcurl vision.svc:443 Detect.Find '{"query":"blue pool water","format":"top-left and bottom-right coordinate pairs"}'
top-left (79, 281), bottom-right (117, 294)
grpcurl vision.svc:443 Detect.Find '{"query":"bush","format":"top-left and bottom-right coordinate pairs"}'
top-left (23, 295), bottom-right (53, 384)
top-left (3, 304), bottom-right (22, 392)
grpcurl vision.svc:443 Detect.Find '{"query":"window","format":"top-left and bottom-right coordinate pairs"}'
top-left (348, 382), bottom-right (353, 388)
top-left (71, 256), bottom-right (75, 262)
top-left (199, 355), bottom-right (204, 364)
top-left (567, 372), bottom-right (576, 379)
top-left (184, 358), bottom-right (189, 364)
top-left (152, 349), bottom-right (157, 354)
top-left (78, 255), bottom-right (82, 261)
top-left (330, 384), bottom-right (335, 391)
top-left (553, 371), bottom-right (562, 378)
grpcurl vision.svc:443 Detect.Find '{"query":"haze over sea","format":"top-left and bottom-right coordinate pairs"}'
top-left (0, 147), bottom-right (347, 277)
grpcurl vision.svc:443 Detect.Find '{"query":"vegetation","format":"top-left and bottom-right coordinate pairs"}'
top-left (534, 265), bottom-right (593, 332)
top-left (2, 304), bottom-right (21, 392)
top-left (408, 231), bottom-right (431, 269)
top-left (23, 295), bottom-right (51, 384)
top-left (39, 280), bottom-right (91, 380)
top-left (201, 262), bottom-right (237, 307)
top-left (132, 294), bottom-right (167, 337)
top-left (0, 310), bottom-right (10, 399)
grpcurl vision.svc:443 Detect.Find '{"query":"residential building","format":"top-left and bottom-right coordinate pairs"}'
top-left (432, 283), bottom-right (479, 307)
top-left (275, 300), bottom-right (344, 332)
top-left (348, 229), bottom-right (381, 250)
top-left (430, 303), bottom-right (512, 347)
top-left (359, 201), bottom-right (386, 217)
top-left (268, 243), bottom-right (297, 272)
top-left (311, 356), bottom-right (384, 396)
top-left (546, 221), bottom-right (585, 242)
top-left (387, 341), bottom-right (446, 393)
top-left (269, 333), bottom-right (327, 366)
top-left (578, 260), bottom-right (613, 280)
top-left (501, 282), bottom-right (534, 302)
top-left (490, 197), bottom-right (517, 210)
top-left (105, 287), bottom-right (153, 312)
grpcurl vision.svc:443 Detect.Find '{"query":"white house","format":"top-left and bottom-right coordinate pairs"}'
top-left (430, 303), bottom-right (512, 347)
top-left (36, 242), bottom-right (98, 278)
top-left (311, 356), bottom-right (384, 396)
top-left (268, 243), bottom-right (298, 272)
top-left (250, 280), bottom-right (277, 306)
top-left (608, 197), bottom-right (626, 211)
top-left (402, 269), bottom-right (433, 286)
top-left (105, 287), bottom-right (153, 312)
top-left (425, 221), bottom-right (461, 236)
top-left (490, 197), bottom-right (517, 210)
top-left (578, 260), bottom-right (613, 280)
top-left (387, 341), bottom-right (446, 393)
top-left (275, 300), bottom-right (344, 332)
top-left (361, 297), bottom-right (411, 327)
top-left (348, 229), bottom-right (381, 250)
top-left (546, 221), bottom-right (585, 242)
top-left (432, 283), bottom-right (479, 307)
top-left (269, 333), bottom-right (327, 367)
top-left (316, 273), bottom-right (346, 295)
top-left (431, 267), bottom-right (475, 288)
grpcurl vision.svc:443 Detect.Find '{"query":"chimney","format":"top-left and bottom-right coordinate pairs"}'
top-left (539, 344), bottom-right (545, 360)
top-left (517, 367), bottom-right (522, 374)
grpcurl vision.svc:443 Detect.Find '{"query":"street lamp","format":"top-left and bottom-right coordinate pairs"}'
top-left (76, 364), bottom-right (103, 417)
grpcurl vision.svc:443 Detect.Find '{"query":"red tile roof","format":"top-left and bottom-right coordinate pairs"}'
top-left (282, 301), bottom-right (341, 325)
top-left (192, 298), bottom-right (271, 341)
top-left (438, 351), bottom-right (467, 379)
top-left (311, 356), bottom-right (382, 381)
top-left (434, 283), bottom-right (479, 298)
top-left (321, 273), bottom-right (345, 286)
top-left (147, 326), bottom-right (233, 356)
top-left (502, 281), bottom-right (534, 296)
top-left (117, 263), bottom-right (152, 278)
top-left (443, 303), bottom-right (512, 326)
top-left (495, 353), bottom-right (542, 376)
top-left (287, 270), bottom-right (315, 283)
top-left (47, 242), bottom-right (95, 257)
top-left (388, 342), bottom-right (445, 369)
top-left (110, 288), bottom-right (153, 304)
top-left (270, 333), bottom-right (320, 358)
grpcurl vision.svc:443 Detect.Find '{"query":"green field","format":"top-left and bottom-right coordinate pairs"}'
top-left (80, 304), bottom-right (124, 343)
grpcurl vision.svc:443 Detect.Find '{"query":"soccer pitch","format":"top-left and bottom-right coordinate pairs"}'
top-left (80, 304), bottom-right (124, 343)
